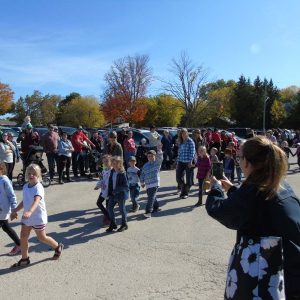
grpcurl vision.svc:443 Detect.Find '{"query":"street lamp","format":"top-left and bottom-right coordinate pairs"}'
top-left (263, 96), bottom-right (269, 133)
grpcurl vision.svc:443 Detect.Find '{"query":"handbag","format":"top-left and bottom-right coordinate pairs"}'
top-left (225, 193), bottom-right (286, 300)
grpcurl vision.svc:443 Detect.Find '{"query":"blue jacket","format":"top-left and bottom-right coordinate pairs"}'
top-left (206, 181), bottom-right (300, 295)
top-left (108, 170), bottom-right (129, 201)
top-left (0, 175), bottom-right (17, 220)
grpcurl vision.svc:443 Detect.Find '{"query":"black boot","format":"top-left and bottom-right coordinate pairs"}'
top-left (117, 223), bottom-right (128, 232)
top-left (106, 222), bottom-right (117, 232)
top-left (65, 170), bottom-right (74, 182)
top-left (181, 184), bottom-right (190, 199)
top-left (195, 195), bottom-right (203, 207)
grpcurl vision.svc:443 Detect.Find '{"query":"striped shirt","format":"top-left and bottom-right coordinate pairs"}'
top-left (178, 138), bottom-right (196, 163)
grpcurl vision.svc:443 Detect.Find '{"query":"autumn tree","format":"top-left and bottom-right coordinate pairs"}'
top-left (59, 96), bottom-right (105, 127)
top-left (196, 80), bottom-right (236, 126)
top-left (163, 52), bottom-right (208, 127)
top-left (271, 99), bottom-right (287, 127)
top-left (102, 54), bottom-right (152, 124)
top-left (139, 94), bottom-right (184, 127)
top-left (0, 82), bottom-right (14, 115)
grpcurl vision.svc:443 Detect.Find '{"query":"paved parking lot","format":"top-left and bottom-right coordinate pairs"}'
top-left (0, 155), bottom-right (299, 299)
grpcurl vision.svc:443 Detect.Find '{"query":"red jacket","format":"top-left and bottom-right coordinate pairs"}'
top-left (71, 132), bottom-right (93, 152)
top-left (211, 132), bottom-right (221, 143)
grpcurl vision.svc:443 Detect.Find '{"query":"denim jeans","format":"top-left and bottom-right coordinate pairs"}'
top-left (176, 161), bottom-right (193, 194)
top-left (108, 196), bottom-right (127, 225)
top-left (72, 151), bottom-right (85, 176)
top-left (236, 166), bottom-right (242, 182)
top-left (198, 178), bottom-right (204, 197)
top-left (96, 194), bottom-right (110, 219)
top-left (46, 152), bottom-right (59, 179)
top-left (129, 184), bottom-right (140, 207)
top-left (145, 186), bottom-right (159, 213)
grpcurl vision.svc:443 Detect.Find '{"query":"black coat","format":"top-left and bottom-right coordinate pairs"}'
top-left (206, 182), bottom-right (300, 295)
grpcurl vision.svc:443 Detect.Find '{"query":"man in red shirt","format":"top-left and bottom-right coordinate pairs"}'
top-left (71, 126), bottom-right (95, 177)
top-left (211, 128), bottom-right (222, 153)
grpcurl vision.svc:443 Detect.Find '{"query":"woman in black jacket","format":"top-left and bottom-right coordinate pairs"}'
top-left (206, 136), bottom-right (300, 299)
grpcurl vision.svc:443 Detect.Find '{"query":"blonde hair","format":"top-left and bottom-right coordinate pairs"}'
top-left (0, 161), bottom-right (7, 175)
top-left (198, 145), bottom-right (207, 155)
top-left (25, 164), bottom-right (42, 182)
top-left (111, 156), bottom-right (125, 172)
top-left (242, 136), bottom-right (287, 198)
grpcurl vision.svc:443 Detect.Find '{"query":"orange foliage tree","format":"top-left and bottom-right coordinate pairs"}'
top-left (0, 82), bottom-right (14, 115)
top-left (102, 54), bottom-right (152, 124)
top-left (102, 94), bottom-right (147, 124)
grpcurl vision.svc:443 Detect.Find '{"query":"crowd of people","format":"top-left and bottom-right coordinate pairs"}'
top-left (0, 116), bottom-right (300, 298)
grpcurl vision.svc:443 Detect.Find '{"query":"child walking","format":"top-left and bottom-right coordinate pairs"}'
top-left (106, 156), bottom-right (129, 233)
top-left (0, 162), bottom-right (21, 255)
top-left (127, 156), bottom-right (141, 213)
top-left (140, 144), bottom-right (163, 218)
top-left (222, 148), bottom-right (235, 181)
top-left (195, 146), bottom-right (211, 207)
top-left (10, 164), bottom-right (64, 267)
top-left (94, 155), bottom-right (112, 226)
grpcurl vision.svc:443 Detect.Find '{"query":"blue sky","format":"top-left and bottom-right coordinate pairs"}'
top-left (0, 0), bottom-right (300, 101)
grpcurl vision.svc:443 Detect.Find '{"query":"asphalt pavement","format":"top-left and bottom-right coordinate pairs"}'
top-left (0, 155), bottom-right (299, 300)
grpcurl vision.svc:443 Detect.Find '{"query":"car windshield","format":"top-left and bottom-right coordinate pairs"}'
top-left (1, 128), bottom-right (19, 137)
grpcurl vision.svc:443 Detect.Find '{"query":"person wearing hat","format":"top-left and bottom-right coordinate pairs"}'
top-left (71, 126), bottom-right (95, 177)
top-left (127, 156), bottom-right (141, 212)
top-left (17, 123), bottom-right (40, 159)
top-left (140, 143), bottom-right (163, 218)
top-left (41, 124), bottom-right (60, 181)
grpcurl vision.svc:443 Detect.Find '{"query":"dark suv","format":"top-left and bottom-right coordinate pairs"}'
top-left (227, 128), bottom-right (252, 139)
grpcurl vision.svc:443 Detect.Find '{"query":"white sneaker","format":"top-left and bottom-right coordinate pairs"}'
top-left (144, 213), bottom-right (152, 218)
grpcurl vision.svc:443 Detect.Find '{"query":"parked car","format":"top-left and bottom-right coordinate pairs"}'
top-left (156, 128), bottom-right (177, 138)
top-left (58, 126), bottom-right (76, 138)
top-left (0, 127), bottom-right (21, 148)
top-left (33, 127), bottom-right (48, 138)
top-left (227, 127), bottom-right (252, 139)
top-left (111, 128), bottom-right (152, 146)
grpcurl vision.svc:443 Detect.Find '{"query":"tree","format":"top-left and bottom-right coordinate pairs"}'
top-left (140, 94), bottom-right (184, 127)
top-left (40, 94), bottom-right (61, 125)
top-left (102, 54), bottom-right (152, 124)
top-left (11, 96), bottom-right (27, 124)
top-left (230, 75), bottom-right (260, 127)
top-left (271, 99), bottom-right (287, 127)
top-left (285, 91), bottom-right (300, 128)
top-left (0, 82), bottom-right (14, 115)
top-left (59, 96), bottom-right (105, 127)
top-left (163, 52), bottom-right (208, 127)
top-left (196, 80), bottom-right (236, 126)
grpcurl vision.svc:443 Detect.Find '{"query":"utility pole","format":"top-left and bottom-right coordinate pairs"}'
top-left (263, 85), bottom-right (269, 133)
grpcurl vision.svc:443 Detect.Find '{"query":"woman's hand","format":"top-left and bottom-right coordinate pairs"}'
top-left (220, 176), bottom-right (233, 192)
top-left (22, 211), bottom-right (32, 219)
